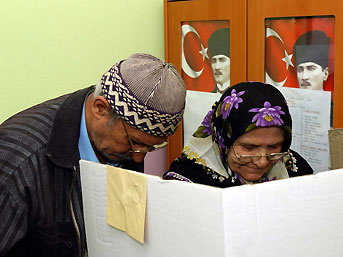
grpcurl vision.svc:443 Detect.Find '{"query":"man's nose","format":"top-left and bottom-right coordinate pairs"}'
top-left (214, 62), bottom-right (220, 69)
top-left (302, 69), bottom-right (310, 79)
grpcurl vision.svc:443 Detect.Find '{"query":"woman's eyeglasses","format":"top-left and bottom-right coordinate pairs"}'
top-left (121, 119), bottom-right (168, 153)
top-left (232, 145), bottom-right (289, 163)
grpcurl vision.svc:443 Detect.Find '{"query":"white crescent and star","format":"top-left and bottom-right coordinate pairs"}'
top-left (282, 50), bottom-right (294, 70)
top-left (181, 26), bottom-right (293, 84)
top-left (265, 28), bottom-right (294, 87)
top-left (181, 24), bottom-right (209, 78)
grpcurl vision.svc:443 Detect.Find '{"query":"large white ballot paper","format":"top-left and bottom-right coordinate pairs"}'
top-left (80, 160), bottom-right (343, 257)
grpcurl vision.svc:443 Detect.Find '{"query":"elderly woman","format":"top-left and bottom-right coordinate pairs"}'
top-left (163, 82), bottom-right (313, 188)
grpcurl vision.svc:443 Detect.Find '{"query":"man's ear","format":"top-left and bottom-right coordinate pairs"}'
top-left (323, 67), bottom-right (329, 81)
top-left (92, 96), bottom-right (111, 119)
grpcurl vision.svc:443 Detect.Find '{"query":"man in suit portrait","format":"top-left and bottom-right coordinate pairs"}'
top-left (293, 30), bottom-right (331, 91)
top-left (208, 28), bottom-right (230, 94)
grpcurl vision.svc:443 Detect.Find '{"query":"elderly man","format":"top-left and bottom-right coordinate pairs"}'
top-left (293, 30), bottom-right (331, 91)
top-left (207, 27), bottom-right (231, 94)
top-left (0, 53), bottom-right (186, 257)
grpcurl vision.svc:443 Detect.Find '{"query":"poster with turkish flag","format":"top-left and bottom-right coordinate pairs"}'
top-left (265, 16), bottom-right (335, 92)
top-left (181, 20), bottom-right (230, 92)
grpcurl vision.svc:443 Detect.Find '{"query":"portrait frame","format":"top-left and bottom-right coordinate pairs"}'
top-left (248, 0), bottom-right (343, 129)
top-left (265, 16), bottom-right (335, 93)
top-left (164, 0), bottom-right (247, 167)
top-left (181, 20), bottom-right (230, 93)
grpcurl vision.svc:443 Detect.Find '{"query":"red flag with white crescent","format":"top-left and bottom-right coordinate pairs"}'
top-left (265, 17), bottom-right (335, 92)
top-left (181, 20), bottom-right (230, 92)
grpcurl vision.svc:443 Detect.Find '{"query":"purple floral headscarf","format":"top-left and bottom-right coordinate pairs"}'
top-left (193, 82), bottom-right (292, 169)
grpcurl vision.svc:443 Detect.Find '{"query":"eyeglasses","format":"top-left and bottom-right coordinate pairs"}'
top-left (121, 119), bottom-right (168, 153)
top-left (232, 144), bottom-right (289, 163)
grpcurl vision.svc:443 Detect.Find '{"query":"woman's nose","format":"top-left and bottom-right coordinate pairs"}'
top-left (254, 155), bottom-right (269, 168)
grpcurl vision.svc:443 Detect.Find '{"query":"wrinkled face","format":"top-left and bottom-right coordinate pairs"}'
top-left (211, 54), bottom-right (230, 85)
top-left (297, 62), bottom-right (329, 90)
top-left (89, 117), bottom-right (166, 164)
top-left (227, 127), bottom-right (285, 182)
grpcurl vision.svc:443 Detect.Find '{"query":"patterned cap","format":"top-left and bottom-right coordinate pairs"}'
top-left (100, 53), bottom-right (186, 137)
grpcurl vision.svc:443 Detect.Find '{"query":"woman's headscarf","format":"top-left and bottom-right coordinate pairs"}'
top-left (185, 82), bottom-right (292, 177)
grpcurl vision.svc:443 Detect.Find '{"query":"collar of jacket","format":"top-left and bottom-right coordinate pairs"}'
top-left (46, 86), bottom-right (95, 169)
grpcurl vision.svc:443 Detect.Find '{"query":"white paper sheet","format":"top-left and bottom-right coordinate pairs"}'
top-left (277, 87), bottom-right (331, 172)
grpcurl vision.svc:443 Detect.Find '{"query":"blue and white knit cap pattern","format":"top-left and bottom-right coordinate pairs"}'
top-left (101, 53), bottom-right (186, 137)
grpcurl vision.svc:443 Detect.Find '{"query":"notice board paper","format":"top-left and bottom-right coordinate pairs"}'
top-left (277, 87), bottom-right (331, 172)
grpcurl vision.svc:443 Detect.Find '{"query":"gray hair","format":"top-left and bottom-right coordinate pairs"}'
top-left (93, 83), bottom-right (120, 127)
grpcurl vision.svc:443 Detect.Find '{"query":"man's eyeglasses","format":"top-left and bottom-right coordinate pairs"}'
top-left (121, 119), bottom-right (168, 153)
top-left (232, 145), bottom-right (289, 163)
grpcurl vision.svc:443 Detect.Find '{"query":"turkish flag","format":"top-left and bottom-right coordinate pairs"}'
top-left (265, 17), bottom-right (335, 92)
top-left (181, 20), bottom-right (230, 92)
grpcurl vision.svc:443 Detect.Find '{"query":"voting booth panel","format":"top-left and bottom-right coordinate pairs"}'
top-left (80, 160), bottom-right (226, 257)
top-left (80, 160), bottom-right (343, 257)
